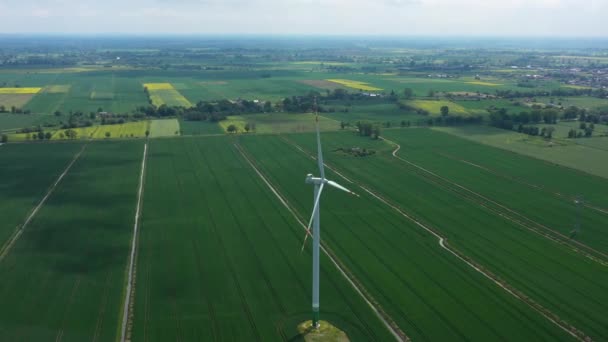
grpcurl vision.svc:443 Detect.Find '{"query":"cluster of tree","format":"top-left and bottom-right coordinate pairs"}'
top-left (26, 131), bottom-right (53, 140)
top-left (489, 108), bottom-right (558, 130)
top-left (333, 147), bottom-right (376, 157)
top-left (399, 102), bottom-right (429, 115)
top-left (355, 121), bottom-right (381, 139)
top-left (0, 105), bottom-right (31, 114)
top-left (1, 134), bottom-right (7, 143)
top-left (494, 87), bottom-right (608, 99)
top-left (568, 122), bottom-right (596, 138)
top-left (516, 125), bottom-right (555, 138)
top-left (136, 98), bottom-right (272, 120)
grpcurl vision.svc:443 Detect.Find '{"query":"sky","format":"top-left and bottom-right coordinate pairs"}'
top-left (0, 0), bottom-right (607, 36)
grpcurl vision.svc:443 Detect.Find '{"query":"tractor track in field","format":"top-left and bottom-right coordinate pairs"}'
top-left (0, 143), bottom-right (87, 263)
top-left (380, 137), bottom-right (608, 267)
top-left (438, 152), bottom-right (608, 216)
top-left (120, 142), bottom-right (148, 342)
top-left (92, 271), bottom-right (113, 342)
top-left (279, 136), bottom-right (591, 342)
top-left (235, 142), bottom-right (410, 342)
top-left (200, 142), bottom-right (289, 339)
top-left (195, 144), bottom-right (262, 342)
top-left (54, 277), bottom-right (82, 342)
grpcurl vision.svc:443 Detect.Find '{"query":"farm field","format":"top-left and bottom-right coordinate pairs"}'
top-left (130, 137), bottom-right (395, 341)
top-left (403, 99), bottom-right (471, 116)
top-left (435, 125), bottom-right (608, 179)
top-left (323, 102), bottom-right (420, 126)
top-left (239, 135), bottom-right (575, 341)
top-left (0, 113), bottom-right (59, 132)
top-left (220, 113), bottom-right (340, 134)
top-left (326, 79), bottom-right (383, 91)
top-left (381, 128), bottom-right (608, 252)
top-left (178, 119), bottom-right (223, 135)
top-left (144, 83), bottom-right (192, 107)
top-left (149, 119), bottom-right (180, 137)
top-left (0, 142), bottom-right (82, 248)
top-left (0, 141), bottom-right (143, 341)
top-left (52, 121), bottom-right (149, 140)
top-left (282, 131), bottom-right (608, 340)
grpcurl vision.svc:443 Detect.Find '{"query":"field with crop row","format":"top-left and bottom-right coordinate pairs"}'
top-left (382, 128), bottom-right (608, 253)
top-left (130, 137), bottom-right (394, 341)
top-left (435, 125), bottom-right (608, 179)
top-left (0, 141), bottom-right (143, 341)
top-left (0, 143), bottom-right (83, 249)
top-left (239, 134), bottom-right (574, 341)
top-left (282, 131), bottom-right (608, 340)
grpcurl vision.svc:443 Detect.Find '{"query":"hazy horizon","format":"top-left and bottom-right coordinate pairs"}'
top-left (0, 0), bottom-right (607, 37)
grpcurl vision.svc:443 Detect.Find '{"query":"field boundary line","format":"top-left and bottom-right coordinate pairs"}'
top-left (234, 143), bottom-right (409, 342)
top-left (120, 142), bottom-right (148, 342)
top-left (381, 137), bottom-right (608, 266)
top-left (281, 136), bottom-right (590, 342)
top-left (0, 143), bottom-right (87, 263)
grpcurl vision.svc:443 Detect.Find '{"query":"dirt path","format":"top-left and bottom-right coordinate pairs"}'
top-left (381, 137), bottom-right (608, 266)
top-left (0, 144), bottom-right (87, 263)
top-left (280, 136), bottom-right (589, 342)
top-left (120, 142), bottom-right (148, 342)
top-left (234, 143), bottom-right (409, 342)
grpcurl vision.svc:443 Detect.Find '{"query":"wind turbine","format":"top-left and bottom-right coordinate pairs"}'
top-left (302, 100), bottom-right (358, 329)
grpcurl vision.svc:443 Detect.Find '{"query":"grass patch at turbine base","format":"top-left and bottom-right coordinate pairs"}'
top-left (297, 321), bottom-right (350, 342)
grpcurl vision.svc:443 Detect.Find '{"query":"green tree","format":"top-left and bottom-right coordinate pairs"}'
top-left (37, 131), bottom-right (44, 140)
top-left (145, 130), bottom-right (150, 137)
top-left (1, 134), bottom-right (7, 143)
top-left (44, 132), bottom-right (52, 140)
top-left (244, 123), bottom-right (251, 133)
top-left (372, 124), bottom-right (381, 140)
top-left (227, 124), bottom-right (237, 133)
top-left (403, 88), bottom-right (413, 99)
top-left (440, 106), bottom-right (449, 117)
top-left (105, 132), bottom-right (111, 138)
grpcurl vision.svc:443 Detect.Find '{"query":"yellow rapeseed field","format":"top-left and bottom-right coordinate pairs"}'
top-left (143, 83), bottom-right (175, 90)
top-left (465, 81), bottom-right (503, 87)
top-left (326, 79), bottom-right (383, 91)
top-left (0, 87), bottom-right (42, 94)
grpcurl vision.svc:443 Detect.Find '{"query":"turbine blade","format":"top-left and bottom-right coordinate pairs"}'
top-left (315, 110), bottom-right (326, 180)
top-left (327, 180), bottom-right (359, 197)
top-left (301, 183), bottom-right (324, 252)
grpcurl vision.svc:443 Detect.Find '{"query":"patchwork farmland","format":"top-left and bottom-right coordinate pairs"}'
top-left (2, 127), bottom-right (608, 341)
top-left (2, 36), bottom-right (608, 342)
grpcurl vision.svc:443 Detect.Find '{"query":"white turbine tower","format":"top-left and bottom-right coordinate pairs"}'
top-left (302, 101), bottom-right (358, 329)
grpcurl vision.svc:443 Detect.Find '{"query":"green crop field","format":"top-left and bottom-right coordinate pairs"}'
top-left (3, 36), bottom-right (608, 342)
top-left (239, 134), bottom-right (575, 341)
top-left (178, 119), bottom-right (223, 135)
top-left (278, 130), bottom-right (608, 340)
top-left (0, 143), bottom-right (82, 247)
top-left (435, 125), bottom-right (608, 179)
top-left (149, 119), bottom-right (180, 137)
top-left (0, 113), bottom-right (59, 132)
top-left (130, 137), bottom-right (395, 341)
top-left (0, 141), bottom-right (143, 341)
